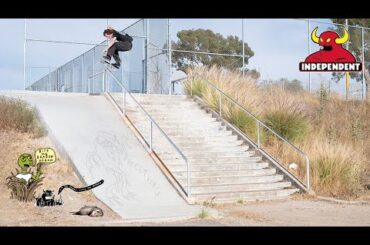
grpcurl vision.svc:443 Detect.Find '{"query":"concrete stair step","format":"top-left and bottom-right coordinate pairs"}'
top-left (193, 188), bottom-right (299, 203)
top-left (163, 156), bottom-right (262, 164)
top-left (171, 168), bottom-right (277, 178)
top-left (132, 98), bottom-right (189, 103)
top-left (156, 145), bottom-right (250, 154)
top-left (135, 127), bottom-right (233, 137)
top-left (126, 99), bottom-right (194, 105)
top-left (125, 105), bottom-right (210, 114)
top-left (134, 133), bottom-right (240, 146)
top-left (156, 140), bottom-right (245, 148)
top-left (142, 108), bottom-right (208, 115)
top-left (127, 111), bottom-right (213, 120)
top-left (147, 139), bottom-right (245, 148)
top-left (132, 120), bottom-right (224, 128)
top-left (139, 132), bottom-right (233, 140)
top-left (157, 151), bottom-right (253, 159)
top-left (133, 103), bottom-right (201, 109)
top-left (126, 102), bottom-right (201, 109)
top-left (133, 122), bottom-right (227, 131)
top-left (137, 134), bottom-right (240, 144)
top-left (134, 124), bottom-right (229, 133)
top-left (114, 93), bottom-right (187, 99)
top-left (177, 174), bottom-right (284, 186)
top-left (132, 94), bottom-right (188, 100)
top-left (166, 162), bottom-right (269, 172)
top-left (188, 181), bottom-right (292, 194)
top-left (127, 114), bottom-right (218, 123)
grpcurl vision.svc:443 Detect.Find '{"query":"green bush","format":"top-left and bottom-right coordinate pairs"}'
top-left (312, 154), bottom-right (363, 196)
top-left (226, 104), bottom-right (256, 140)
top-left (198, 209), bottom-right (210, 219)
top-left (264, 110), bottom-right (308, 143)
top-left (185, 79), bottom-right (207, 98)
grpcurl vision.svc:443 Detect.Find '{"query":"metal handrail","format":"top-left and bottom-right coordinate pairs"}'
top-left (180, 74), bottom-right (310, 191)
top-left (88, 68), bottom-right (191, 198)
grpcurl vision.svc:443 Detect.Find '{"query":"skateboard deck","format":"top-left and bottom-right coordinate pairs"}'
top-left (100, 59), bottom-right (119, 70)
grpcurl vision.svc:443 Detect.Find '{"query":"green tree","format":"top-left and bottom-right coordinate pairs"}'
top-left (171, 29), bottom-right (256, 74)
top-left (330, 19), bottom-right (370, 101)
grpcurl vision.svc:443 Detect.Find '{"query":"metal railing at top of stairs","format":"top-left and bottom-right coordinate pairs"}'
top-left (173, 74), bottom-right (310, 192)
top-left (87, 68), bottom-right (191, 199)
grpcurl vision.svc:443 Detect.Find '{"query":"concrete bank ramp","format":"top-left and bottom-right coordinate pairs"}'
top-left (0, 90), bottom-right (201, 221)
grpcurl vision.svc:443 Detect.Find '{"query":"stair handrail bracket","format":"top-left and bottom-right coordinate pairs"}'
top-left (182, 73), bottom-right (310, 192)
top-left (88, 68), bottom-right (191, 199)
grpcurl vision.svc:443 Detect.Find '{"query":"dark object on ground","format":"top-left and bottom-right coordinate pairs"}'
top-left (58, 179), bottom-right (104, 195)
top-left (35, 189), bottom-right (63, 207)
top-left (73, 206), bottom-right (104, 217)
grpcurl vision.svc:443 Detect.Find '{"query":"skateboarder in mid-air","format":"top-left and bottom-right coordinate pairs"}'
top-left (101, 25), bottom-right (133, 69)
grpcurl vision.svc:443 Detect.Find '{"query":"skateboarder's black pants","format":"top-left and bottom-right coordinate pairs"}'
top-left (107, 41), bottom-right (132, 64)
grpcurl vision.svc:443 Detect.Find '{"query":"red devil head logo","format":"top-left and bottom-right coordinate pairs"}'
top-left (305, 27), bottom-right (356, 63)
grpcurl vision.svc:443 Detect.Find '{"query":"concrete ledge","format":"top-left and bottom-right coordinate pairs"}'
top-left (0, 90), bottom-right (88, 97)
top-left (317, 196), bottom-right (370, 205)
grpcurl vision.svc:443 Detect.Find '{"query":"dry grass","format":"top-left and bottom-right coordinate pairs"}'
top-left (0, 96), bottom-right (46, 138)
top-left (184, 65), bottom-right (369, 198)
top-left (304, 138), bottom-right (364, 197)
top-left (6, 168), bottom-right (44, 202)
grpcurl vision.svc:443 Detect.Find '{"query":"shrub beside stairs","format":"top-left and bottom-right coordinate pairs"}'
top-left (109, 93), bottom-right (299, 203)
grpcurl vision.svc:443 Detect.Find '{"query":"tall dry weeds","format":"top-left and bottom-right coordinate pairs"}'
top-left (0, 96), bottom-right (46, 138)
top-left (184, 65), bottom-right (368, 197)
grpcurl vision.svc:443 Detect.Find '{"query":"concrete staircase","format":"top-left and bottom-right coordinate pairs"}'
top-left (110, 93), bottom-right (299, 203)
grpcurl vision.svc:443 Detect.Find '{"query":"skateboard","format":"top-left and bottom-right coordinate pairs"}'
top-left (100, 50), bottom-right (120, 70)
top-left (100, 59), bottom-right (119, 70)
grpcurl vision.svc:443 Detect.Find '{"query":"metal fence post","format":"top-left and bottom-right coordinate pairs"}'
top-left (257, 121), bottom-right (261, 148)
top-left (142, 59), bottom-right (145, 93)
top-left (146, 19), bottom-right (150, 94)
top-left (306, 156), bottom-right (310, 191)
top-left (72, 61), bottom-right (75, 92)
top-left (123, 89), bottom-right (126, 116)
top-left (168, 18), bottom-right (172, 95)
top-left (107, 70), bottom-right (110, 93)
top-left (219, 92), bottom-right (222, 117)
top-left (242, 18), bottom-right (245, 77)
top-left (24, 19), bottom-right (27, 90)
top-left (102, 69), bottom-right (106, 92)
top-left (362, 27), bottom-right (366, 101)
top-left (307, 19), bottom-right (311, 93)
top-left (190, 77), bottom-right (193, 96)
top-left (187, 159), bottom-right (190, 198)
top-left (82, 54), bottom-right (85, 93)
top-left (93, 48), bottom-right (95, 94)
top-left (150, 121), bottom-right (153, 151)
top-left (48, 66), bottom-right (51, 91)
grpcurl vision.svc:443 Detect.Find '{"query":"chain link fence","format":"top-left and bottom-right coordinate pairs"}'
top-left (26, 19), bottom-right (370, 100)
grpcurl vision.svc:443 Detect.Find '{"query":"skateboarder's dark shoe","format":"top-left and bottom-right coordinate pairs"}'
top-left (101, 55), bottom-right (111, 63)
top-left (112, 63), bottom-right (120, 69)
top-left (113, 54), bottom-right (121, 64)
